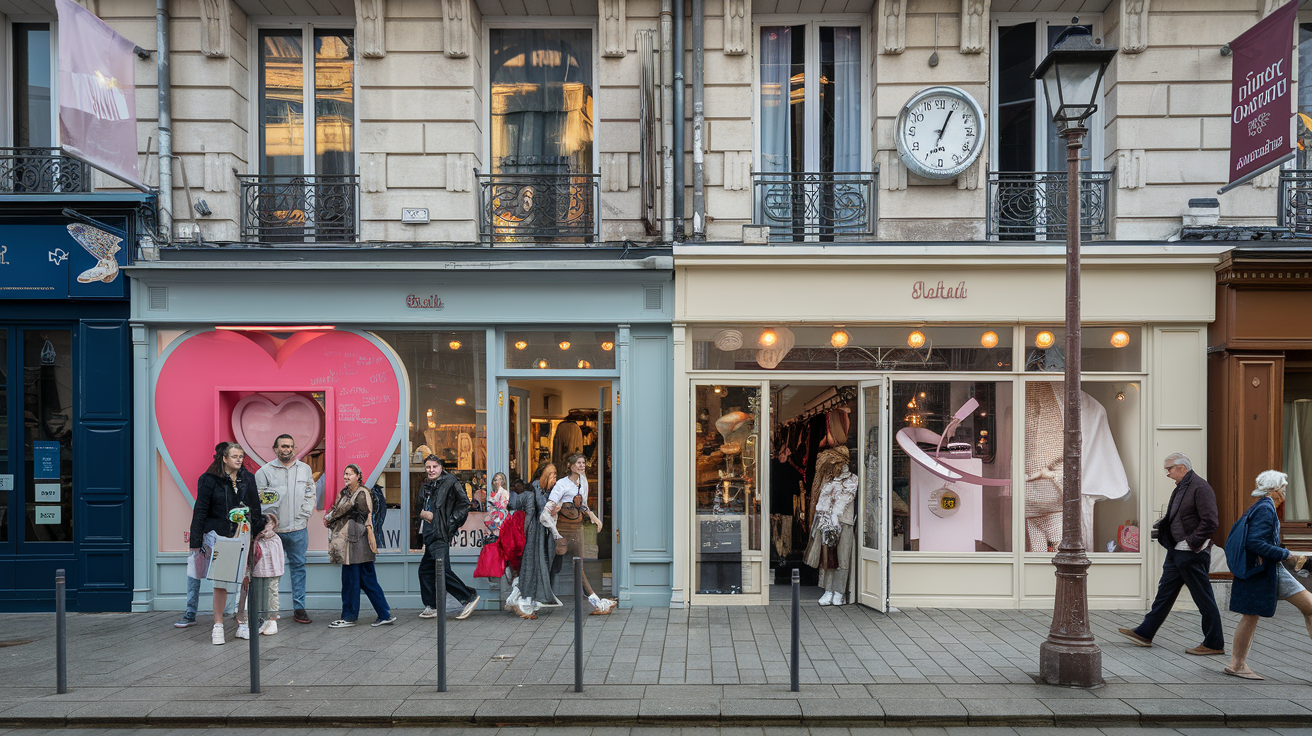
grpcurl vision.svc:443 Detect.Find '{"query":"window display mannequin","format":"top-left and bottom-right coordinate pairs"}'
top-left (804, 462), bottom-right (858, 605)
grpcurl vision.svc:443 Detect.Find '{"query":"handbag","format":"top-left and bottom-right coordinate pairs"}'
top-left (362, 488), bottom-right (379, 555)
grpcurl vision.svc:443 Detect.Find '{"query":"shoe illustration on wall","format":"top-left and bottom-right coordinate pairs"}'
top-left (66, 223), bottom-right (122, 284)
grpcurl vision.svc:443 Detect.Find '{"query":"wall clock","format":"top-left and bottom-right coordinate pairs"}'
top-left (895, 85), bottom-right (985, 180)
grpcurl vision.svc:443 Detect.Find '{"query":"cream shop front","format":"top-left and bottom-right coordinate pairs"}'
top-left (671, 244), bottom-right (1226, 611)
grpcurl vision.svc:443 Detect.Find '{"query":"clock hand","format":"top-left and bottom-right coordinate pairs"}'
top-left (934, 110), bottom-right (954, 146)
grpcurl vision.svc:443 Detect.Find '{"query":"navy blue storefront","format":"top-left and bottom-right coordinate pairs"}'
top-left (0, 193), bottom-right (147, 611)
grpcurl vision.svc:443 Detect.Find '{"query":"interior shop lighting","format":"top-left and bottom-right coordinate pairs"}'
top-left (426, 408), bottom-right (436, 429)
top-left (907, 330), bottom-right (926, 349)
top-left (601, 341), bottom-right (615, 351)
top-left (713, 385), bottom-right (724, 395)
top-left (980, 331), bottom-right (999, 348)
top-left (537, 359), bottom-right (549, 369)
top-left (455, 398), bottom-right (467, 406)
top-left (514, 340), bottom-right (528, 350)
top-left (215, 325), bottom-right (335, 332)
top-left (830, 329), bottom-right (851, 349)
top-left (448, 340), bottom-right (462, 350)
top-left (1116, 392), bottom-right (1126, 402)
top-left (559, 340), bottom-right (572, 350)
top-left (1034, 330), bottom-right (1056, 349)
top-left (1110, 330), bottom-right (1130, 348)
top-left (578, 359), bottom-right (592, 369)
top-left (759, 328), bottom-right (779, 347)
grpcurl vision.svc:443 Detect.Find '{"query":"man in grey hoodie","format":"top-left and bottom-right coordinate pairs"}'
top-left (257, 434), bottom-right (317, 625)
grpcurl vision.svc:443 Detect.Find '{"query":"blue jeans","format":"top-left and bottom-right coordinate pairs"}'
top-left (184, 575), bottom-right (201, 620)
top-left (278, 528), bottom-right (309, 611)
top-left (341, 562), bottom-right (390, 622)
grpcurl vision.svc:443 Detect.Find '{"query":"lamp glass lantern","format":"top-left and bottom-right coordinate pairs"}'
top-left (1031, 28), bottom-right (1117, 129)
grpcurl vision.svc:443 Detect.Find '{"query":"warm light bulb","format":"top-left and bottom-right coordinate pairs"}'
top-left (759, 328), bottom-right (778, 347)
top-left (455, 397), bottom-right (466, 406)
top-left (714, 386), bottom-right (723, 395)
top-left (601, 341), bottom-right (614, 351)
top-left (907, 330), bottom-right (926, 349)
top-left (559, 341), bottom-right (571, 350)
top-left (426, 408), bottom-right (433, 417)
top-left (1116, 392), bottom-right (1126, 402)
top-left (980, 331), bottom-right (999, 349)
top-left (830, 329), bottom-right (851, 349)
top-left (448, 340), bottom-right (462, 350)
top-left (514, 340), bottom-right (528, 350)
top-left (1035, 331), bottom-right (1056, 349)
top-left (1110, 330), bottom-right (1130, 348)
top-left (577, 359), bottom-right (591, 369)
top-left (537, 359), bottom-right (549, 369)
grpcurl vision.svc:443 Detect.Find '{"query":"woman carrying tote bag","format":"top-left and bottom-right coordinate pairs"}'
top-left (325, 464), bottom-right (395, 629)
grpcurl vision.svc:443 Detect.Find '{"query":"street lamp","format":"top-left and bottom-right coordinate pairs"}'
top-left (1031, 24), bottom-right (1116, 689)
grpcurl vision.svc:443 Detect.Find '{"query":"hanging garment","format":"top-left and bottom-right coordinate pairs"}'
top-left (808, 447), bottom-right (851, 528)
top-left (770, 514), bottom-right (793, 557)
top-left (803, 470), bottom-right (858, 569)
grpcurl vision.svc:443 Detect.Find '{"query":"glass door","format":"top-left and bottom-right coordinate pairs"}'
top-left (507, 386), bottom-right (531, 486)
top-left (856, 379), bottom-right (889, 611)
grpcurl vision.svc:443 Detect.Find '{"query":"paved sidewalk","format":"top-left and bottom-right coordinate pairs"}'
top-left (2, 593), bottom-right (1312, 728)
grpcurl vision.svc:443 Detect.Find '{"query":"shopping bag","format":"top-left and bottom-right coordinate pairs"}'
top-left (203, 530), bottom-right (249, 583)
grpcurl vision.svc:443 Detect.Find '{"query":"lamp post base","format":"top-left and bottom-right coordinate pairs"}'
top-left (1038, 552), bottom-right (1104, 688)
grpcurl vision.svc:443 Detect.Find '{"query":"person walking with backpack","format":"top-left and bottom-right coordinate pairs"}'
top-left (417, 455), bottom-right (480, 620)
top-left (324, 464), bottom-right (395, 628)
top-left (1224, 470), bottom-right (1312, 680)
top-left (1117, 452), bottom-right (1226, 655)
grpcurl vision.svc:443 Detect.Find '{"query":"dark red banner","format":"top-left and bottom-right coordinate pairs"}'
top-left (1227, 0), bottom-right (1297, 189)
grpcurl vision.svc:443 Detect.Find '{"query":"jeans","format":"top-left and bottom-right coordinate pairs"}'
top-left (184, 575), bottom-right (202, 620)
top-left (340, 562), bottom-right (390, 621)
top-left (1136, 548), bottom-right (1225, 650)
top-left (278, 528), bottom-right (309, 611)
top-left (419, 543), bottom-right (475, 607)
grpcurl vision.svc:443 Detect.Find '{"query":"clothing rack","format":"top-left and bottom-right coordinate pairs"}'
top-left (776, 386), bottom-right (856, 428)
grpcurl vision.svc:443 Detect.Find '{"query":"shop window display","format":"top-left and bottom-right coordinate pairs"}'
top-left (1024, 326), bottom-right (1140, 372)
top-left (1283, 372), bottom-right (1312, 524)
top-left (890, 380), bottom-right (1013, 552)
top-left (691, 325), bottom-right (1012, 372)
top-left (505, 330), bottom-right (616, 371)
top-left (25, 330), bottom-right (73, 542)
top-left (694, 385), bottom-right (762, 595)
top-left (1022, 380), bottom-right (1140, 553)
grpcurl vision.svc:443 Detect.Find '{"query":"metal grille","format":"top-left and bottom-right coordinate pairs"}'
top-left (0, 148), bottom-right (91, 193)
top-left (148, 286), bottom-right (168, 311)
top-left (751, 171), bottom-right (877, 242)
top-left (986, 170), bottom-right (1112, 240)
top-left (644, 286), bottom-right (662, 311)
top-left (237, 174), bottom-right (359, 243)
top-left (477, 171), bottom-right (600, 244)
top-left (1279, 170), bottom-right (1312, 236)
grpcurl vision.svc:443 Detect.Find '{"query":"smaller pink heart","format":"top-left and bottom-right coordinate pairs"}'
top-left (231, 394), bottom-right (324, 467)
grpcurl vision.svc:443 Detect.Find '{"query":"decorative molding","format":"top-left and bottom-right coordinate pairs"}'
top-left (202, 153), bottom-right (236, 192)
top-left (1121, 0), bottom-right (1149, 54)
top-left (956, 158), bottom-right (981, 190)
top-left (602, 0), bottom-right (626, 57)
top-left (1116, 149), bottom-right (1145, 190)
top-left (446, 153), bottom-right (473, 192)
top-left (878, 0), bottom-right (906, 55)
top-left (724, 0), bottom-right (748, 55)
top-left (1262, 0), bottom-right (1294, 18)
top-left (724, 151), bottom-right (751, 191)
top-left (360, 153), bottom-right (386, 193)
top-left (444, 0), bottom-right (470, 59)
top-left (199, 0), bottom-right (230, 59)
top-left (602, 152), bottom-right (629, 192)
top-left (1251, 166), bottom-right (1280, 189)
top-left (356, 0), bottom-right (385, 58)
top-left (878, 151), bottom-right (907, 190)
top-left (960, 0), bottom-right (987, 54)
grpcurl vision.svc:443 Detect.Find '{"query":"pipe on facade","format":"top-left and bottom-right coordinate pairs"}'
top-left (672, 0), bottom-right (684, 240)
top-left (156, 0), bottom-right (173, 245)
top-left (690, 0), bottom-right (705, 240)
top-left (660, 0), bottom-right (674, 243)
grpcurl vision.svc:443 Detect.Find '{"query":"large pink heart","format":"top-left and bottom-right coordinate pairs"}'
top-left (155, 329), bottom-right (406, 502)
top-left (231, 394), bottom-right (324, 467)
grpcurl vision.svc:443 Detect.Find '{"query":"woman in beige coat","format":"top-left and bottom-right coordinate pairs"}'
top-left (325, 464), bottom-right (395, 628)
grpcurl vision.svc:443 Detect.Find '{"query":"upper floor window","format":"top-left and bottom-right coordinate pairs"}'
top-left (759, 23), bottom-right (862, 175)
top-left (13, 22), bottom-right (54, 148)
top-left (258, 27), bottom-right (355, 177)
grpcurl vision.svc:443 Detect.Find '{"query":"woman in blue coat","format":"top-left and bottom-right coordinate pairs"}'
top-left (1226, 470), bottom-right (1312, 680)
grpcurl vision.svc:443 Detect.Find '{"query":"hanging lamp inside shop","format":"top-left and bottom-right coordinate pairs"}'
top-left (759, 328), bottom-right (779, 347)
top-left (1110, 330), bottom-right (1130, 348)
top-left (830, 329), bottom-right (851, 348)
top-left (514, 340), bottom-right (528, 350)
top-left (1034, 330), bottom-right (1056, 349)
top-left (907, 330), bottom-right (926, 349)
top-left (980, 331), bottom-right (999, 348)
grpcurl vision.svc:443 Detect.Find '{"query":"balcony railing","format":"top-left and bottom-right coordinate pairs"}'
top-left (752, 171), bottom-right (877, 242)
top-left (477, 170), bottom-right (600, 244)
top-left (0, 147), bottom-right (91, 193)
top-left (238, 174), bottom-right (359, 243)
top-left (1279, 170), bottom-right (1312, 236)
top-left (986, 170), bottom-right (1112, 240)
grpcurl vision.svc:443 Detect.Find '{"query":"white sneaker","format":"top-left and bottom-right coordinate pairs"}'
top-left (831, 593), bottom-right (845, 606)
top-left (211, 624), bottom-right (225, 645)
top-left (818, 591), bottom-right (834, 606)
top-left (419, 606), bottom-right (439, 619)
top-left (455, 595), bottom-right (481, 620)
top-left (235, 622), bottom-right (250, 640)
top-left (259, 620), bottom-right (278, 636)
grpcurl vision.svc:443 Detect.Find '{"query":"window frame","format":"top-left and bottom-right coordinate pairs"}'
top-left (5, 16), bottom-right (60, 149)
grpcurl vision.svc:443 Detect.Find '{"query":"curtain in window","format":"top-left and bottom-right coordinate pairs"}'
top-left (1286, 399), bottom-right (1312, 522)
top-left (831, 27), bottom-right (861, 175)
top-left (759, 26), bottom-right (792, 173)
top-left (490, 29), bottom-right (593, 175)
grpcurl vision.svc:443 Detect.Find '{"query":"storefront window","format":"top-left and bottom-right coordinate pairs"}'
top-left (694, 384), bottom-right (762, 594)
top-left (25, 330), bottom-right (73, 542)
top-left (1284, 372), bottom-right (1312, 524)
top-left (1024, 326), bottom-right (1140, 372)
top-left (505, 330), bottom-right (616, 371)
top-left (375, 331), bottom-right (487, 552)
top-left (1023, 380), bottom-right (1140, 554)
top-left (691, 325), bottom-right (1012, 371)
top-left (890, 380), bottom-right (1013, 552)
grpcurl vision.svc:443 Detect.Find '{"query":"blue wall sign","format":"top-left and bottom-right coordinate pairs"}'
top-left (0, 221), bottom-right (129, 299)
top-left (33, 441), bottom-right (61, 479)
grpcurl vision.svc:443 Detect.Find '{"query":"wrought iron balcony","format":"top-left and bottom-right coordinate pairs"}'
top-left (0, 147), bottom-right (91, 193)
top-left (986, 170), bottom-right (1112, 240)
top-left (1279, 170), bottom-right (1312, 236)
top-left (238, 174), bottom-right (359, 243)
top-left (752, 171), bottom-right (877, 242)
top-left (477, 170), bottom-right (600, 244)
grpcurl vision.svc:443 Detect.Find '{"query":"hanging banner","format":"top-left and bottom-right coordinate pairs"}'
top-left (55, 0), bottom-right (142, 188)
top-left (1223, 0), bottom-right (1298, 193)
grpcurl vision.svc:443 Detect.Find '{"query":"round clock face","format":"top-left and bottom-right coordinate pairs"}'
top-left (895, 86), bottom-right (985, 180)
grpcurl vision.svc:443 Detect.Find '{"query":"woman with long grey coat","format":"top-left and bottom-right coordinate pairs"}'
top-left (501, 463), bottom-right (562, 619)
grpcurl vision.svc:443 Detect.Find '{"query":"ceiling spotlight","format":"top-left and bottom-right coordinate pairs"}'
top-left (1110, 330), bottom-right (1130, 348)
top-left (907, 330), bottom-right (926, 349)
top-left (830, 329), bottom-right (851, 349)
top-left (537, 358), bottom-right (549, 369)
top-left (559, 341), bottom-right (571, 350)
top-left (713, 385), bottom-right (723, 395)
top-left (759, 328), bottom-right (779, 347)
top-left (1035, 330), bottom-right (1056, 349)
top-left (1116, 392), bottom-right (1126, 402)
top-left (577, 359), bottom-right (591, 369)
top-left (514, 340), bottom-right (528, 350)
top-left (601, 340), bottom-right (614, 351)
top-left (455, 397), bottom-right (467, 406)
top-left (980, 331), bottom-right (999, 349)
top-left (448, 340), bottom-right (462, 350)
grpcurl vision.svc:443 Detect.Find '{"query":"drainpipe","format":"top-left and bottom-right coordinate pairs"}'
top-left (660, 0), bottom-right (674, 243)
top-left (672, 0), bottom-right (684, 240)
top-left (690, 0), bottom-right (705, 240)
top-left (156, 0), bottom-right (172, 245)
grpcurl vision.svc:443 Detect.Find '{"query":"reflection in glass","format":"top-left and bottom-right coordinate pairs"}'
top-left (504, 330), bottom-right (616, 371)
top-left (314, 30), bottom-right (355, 177)
top-left (692, 325), bottom-right (1013, 372)
top-left (695, 385), bottom-right (761, 594)
top-left (490, 28), bottom-right (593, 174)
top-left (25, 330), bottom-right (74, 542)
top-left (260, 30), bottom-right (305, 176)
top-left (13, 24), bottom-right (52, 148)
top-left (862, 385), bottom-right (881, 550)
top-left (1024, 326), bottom-right (1141, 372)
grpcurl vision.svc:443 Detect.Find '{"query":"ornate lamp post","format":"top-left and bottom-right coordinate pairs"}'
top-left (1031, 25), bottom-right (1116, 689)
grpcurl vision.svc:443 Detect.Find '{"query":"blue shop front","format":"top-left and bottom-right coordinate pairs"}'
top-left (0, 193), bottom-right (149, 611)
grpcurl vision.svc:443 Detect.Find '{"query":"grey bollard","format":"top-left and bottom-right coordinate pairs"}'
top-left (574, 556), bottom-right (583, 693)
top-left (56, 569), bottom-right (67, 694)
top-left (248, 577), bottom-right (262, 693)
top-left (790, 568), bottom-right (800, 692)
top-left (437, 552), bottom-right (447, 692)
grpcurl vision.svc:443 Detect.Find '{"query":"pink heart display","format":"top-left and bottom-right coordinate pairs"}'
top-left (155, 329), bottom-right (406, 502)
top-left (231, 394), bottom-right (324, 467)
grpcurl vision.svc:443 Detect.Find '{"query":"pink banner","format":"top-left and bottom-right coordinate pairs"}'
top-left (1226, 0), bottom-right (1297, 189)
top-left (55, 0), bottom-right (141, 187)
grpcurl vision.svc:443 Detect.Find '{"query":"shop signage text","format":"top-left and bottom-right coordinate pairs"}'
top-left (911, 280), bottom-right (968, 299)
top-left (1225, 0), bottom-right (1297, 187)
top-left (405, 294), bottom-right (445, 309)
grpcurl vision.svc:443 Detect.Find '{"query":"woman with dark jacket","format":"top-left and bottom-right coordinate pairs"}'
top-left (500, 463), bottom-right (561, 619)
top-left (324, 464), bottom-right (395, 628)
top-left (189, 442), bottom-right (267, 645)
top-left (1226, 470), bottom-right (1312, 680)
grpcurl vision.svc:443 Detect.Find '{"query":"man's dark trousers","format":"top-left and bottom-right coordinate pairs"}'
top-left (419, 542), bottom-right (475, 608)
top-left (1134, 548), bottom-right (1225, 649)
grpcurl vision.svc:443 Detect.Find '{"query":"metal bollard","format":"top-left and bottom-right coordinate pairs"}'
top-left (436, 552), bottom-right (447, 693)
top-left (790, 568), bottom-right (800, 692)
top-left (55, 569), bottom-right (67, 694)
top-left (574, 556), bottom-right (583, 693)
top-left (247, 577), bottom-right (262, 694)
